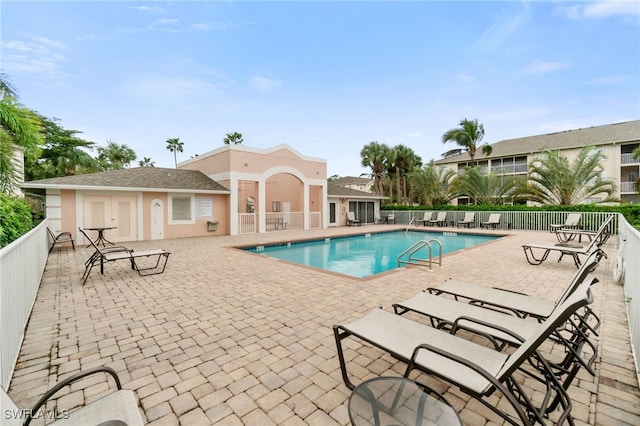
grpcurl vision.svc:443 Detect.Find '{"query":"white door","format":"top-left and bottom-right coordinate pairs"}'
top-left (83, 195), bottom-right (137, 243)
top-left (151, 199), bottom-right (164, 240)
top-left (282, 201), bottom-right (291, 227)
top-left (329, 202), bottom-right (337, 226)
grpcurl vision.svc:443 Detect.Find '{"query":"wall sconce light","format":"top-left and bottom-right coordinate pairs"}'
top-left (341, 199), bottom-right (346, 204)
top-left (244, 162), bottom-right (248, 167)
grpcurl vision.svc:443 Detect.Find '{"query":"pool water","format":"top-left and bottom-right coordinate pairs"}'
top-left (243, 230), bottom-right (500, 278)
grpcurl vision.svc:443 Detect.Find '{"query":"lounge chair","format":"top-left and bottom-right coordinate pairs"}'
top-left (386, 213), bottom-right (395, 224)
top-left (1, 366), bottom-right (144, 426)
top-left (346, 211), bottom-right (361, 226)
top-left (522, 215), bottom-right (613, 268)
top-left (427, 211), bottom-right (447, 227)
top-left (553, 216), bottom-right (612, 245)
top-left (80, 227), bottom-right (170, 285)
top-left (415, 211), bottom-right (433, 226)
top-left (47, 227), bottom-right (75, 253)
top-left (457, 212), bottom-right (475, 228)
top-left (394, 249), bottom-right (603, 351)
top-left (334, 278), bottom-right (596, 425)
top-left (427, 249), bottom-right (605, 322)
top-left (480, 213), bottom-right (501, 229)
top-left (550, 213), bottom-right (581, 233)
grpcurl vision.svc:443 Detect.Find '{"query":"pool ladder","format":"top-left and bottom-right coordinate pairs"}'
top-left (397, 239), bottom-right (442, 271)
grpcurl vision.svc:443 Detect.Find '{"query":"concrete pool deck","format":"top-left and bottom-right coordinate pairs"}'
top-left (6, 225), bottom-right (640, 425)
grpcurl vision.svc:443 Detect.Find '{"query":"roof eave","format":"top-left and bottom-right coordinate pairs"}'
top-left (20, 183), bottom-right (231, 194)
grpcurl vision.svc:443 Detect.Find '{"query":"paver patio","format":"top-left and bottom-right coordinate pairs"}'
top-left (7, 225), bottom-right (640, 425)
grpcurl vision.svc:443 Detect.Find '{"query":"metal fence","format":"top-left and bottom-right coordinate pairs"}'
top-left (384, 210), bottom-right (618, 232)
top-left (0, 221), bottom-right (49, 389)
top-left (620, 216), bottom-right (640, 384)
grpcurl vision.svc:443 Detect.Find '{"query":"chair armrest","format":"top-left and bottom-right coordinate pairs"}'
top-left (24, 367), bottom-right (122, 426)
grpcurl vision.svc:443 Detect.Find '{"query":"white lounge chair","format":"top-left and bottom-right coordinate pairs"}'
top-left (415, 211), bottom-right (433, 226)
top-left (346, 211), bottom-right (361, 226)
top-left (427, 211), bottom-right (447, 227)
top-left (480, 213), bottom-right (501, 229)
top-left (550, 213), bottom-right (581, 233)
top-left (457, 212), bottom-right (475, 228)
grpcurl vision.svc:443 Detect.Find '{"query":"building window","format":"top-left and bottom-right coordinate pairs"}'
top-left (169, 194), bottom-right (195, 224)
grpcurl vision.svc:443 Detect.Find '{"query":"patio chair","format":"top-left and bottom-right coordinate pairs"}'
top-left (346, 211), bottom-right (361, 226)
top-left (80, 227), bottom-right (171, 285)
top-left (334, 278), bottom-right (595, 425)
top-left (457, 212), bottom-right (475, 228)
top-left (522, 215), bottom-right (613, 269)
top-left (386, 213), bottom-right (395, 224)
top-left (427, 249), bottom-right (605, 322)
top-left (550, 213), bottom-right (582, 233)
top-left (553, 215), bottom-right (613, 245)
top-left (415, 211), bottom-right (433, 226)
top-left (480, 213), bottom-right (501, 229)
top-left (427, 211), bottom-right (447, 227)
top-left (1, 366), bottom-right (144, 426)
top-left (47, 227), bottom-right (75, 253)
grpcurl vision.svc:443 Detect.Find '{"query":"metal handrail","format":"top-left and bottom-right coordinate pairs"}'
top-left (398, 239), bottom-right (442, 271)
top-left (405, 217), bottom-right (415, 234)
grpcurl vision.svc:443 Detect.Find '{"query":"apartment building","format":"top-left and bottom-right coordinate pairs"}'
top-left (433, 120), bottom-right (640, 205)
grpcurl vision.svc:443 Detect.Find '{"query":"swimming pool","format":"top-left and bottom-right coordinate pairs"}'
top-left (242, 230), bottom-right (500, 278)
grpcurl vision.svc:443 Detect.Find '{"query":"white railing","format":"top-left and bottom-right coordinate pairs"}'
top-left (239, 213), bottom-right (256, 234)
top-left (621, 153), bottom-right (639, 165)
top-left (387, 210), bottom-right (617, 232)
top-left (620, 182), bottom-right (638, 194)
top-left (309, 212), bottom-right (322, 229)
top-left (620, 216), bottom-right (640, 384)
top-left (0, 221), bottom-right (49, 389)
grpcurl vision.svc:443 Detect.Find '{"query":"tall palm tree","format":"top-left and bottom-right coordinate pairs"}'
top-left (360, 141), bottom-right (389, 195)
top-left (522, 146), bottom-right (616, 205)
top-left (223, 132), bottom-right (243, 145)
top-left (442, 118), bottom-right (492, 166)
top-left (166, 137), bottom-right (184, 168)
top-left (0, 73), bottom-right (44, 193)
top-left (392, 145), bottom-right (422, 204)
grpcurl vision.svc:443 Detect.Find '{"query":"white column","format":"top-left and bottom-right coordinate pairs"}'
top-left (258, 178), bottom-right (266, 233)
top-left (230, 177), bottom-right (239, 236)
top-left (303, 181), bottom-right (309, 230)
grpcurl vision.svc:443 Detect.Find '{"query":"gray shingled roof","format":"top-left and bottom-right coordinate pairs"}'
top-left (434, 119), bottom-right (640, 165)
top-left (22, 167), bottom-right (229, 192)
top-left (332, 176), bottom-right (372, 185)
top-left (327, 182), bottom-right (386, 199)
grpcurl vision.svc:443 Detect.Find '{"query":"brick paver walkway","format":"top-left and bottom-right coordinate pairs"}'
top-left (7, 225), bottom-right (640, 425)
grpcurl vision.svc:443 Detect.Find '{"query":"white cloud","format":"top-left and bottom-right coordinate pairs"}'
top-left (588, 74), bottom-right (635, 85)
top-left (247, 76), bottom-right (281, 94)
top-left (561, 0), bottom-right (640, 20)
top-left (523, 60), bottom-right (570, 75)
top-left (475, 2), bottom-right (530, 51)
top-left (408, 132), bottom-right (423, 138)
top-left (1, 37), bottom-right (67, 78)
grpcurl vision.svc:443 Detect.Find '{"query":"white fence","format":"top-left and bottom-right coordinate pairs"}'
top-left (386, 210), bottom-right (617, 232)
top-left (0, 221), bottom-right (49, 389)
top-left (620, 216), bottom-right (640, 384)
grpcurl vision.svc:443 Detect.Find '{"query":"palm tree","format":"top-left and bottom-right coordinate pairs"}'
top-left (452, 167), bottom-right (517, 205)
top-left (360, 141), bottom-right (390, 195)
top-left (166, 137), bottom-right (184, 168)
top-left (522, 146), bottom-right (616, 205)
top-left (442, 118), bottom-right (492, 166)
top-left (408, 163), bottom-right (457, 207)
top-left (97, 140), bottom-right (137, 170)
top-left (138, 157), bottom-right (155, 167)
top-left (223, 132), bottom-right (243, 145)
top-left (392, 145), bottom-right (422, 204)
top-left (0, 73), bottom-right (44, 193)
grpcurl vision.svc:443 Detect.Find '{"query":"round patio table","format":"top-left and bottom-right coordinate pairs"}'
top-left (85, 226), bottom-right (117, 247)
top-left (348, 377), bottom-right (461, 426)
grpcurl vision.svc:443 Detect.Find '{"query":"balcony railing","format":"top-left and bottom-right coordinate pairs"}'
top-left (620, 181), bottom-right (639, 194)
top-left (622, 153), bottom-right (639, 165)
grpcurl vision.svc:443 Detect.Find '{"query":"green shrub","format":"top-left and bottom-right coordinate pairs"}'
top-left (0, 194), bottom-right (34, 248)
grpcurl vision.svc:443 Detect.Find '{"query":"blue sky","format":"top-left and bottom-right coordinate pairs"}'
top-left (2, 1), bottom-right (639, 177)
